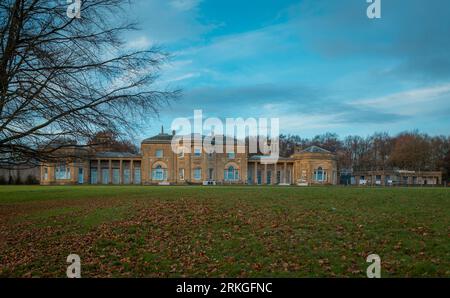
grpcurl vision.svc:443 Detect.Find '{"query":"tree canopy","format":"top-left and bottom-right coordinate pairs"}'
top-left (0, 0), bottom-right (177, 166)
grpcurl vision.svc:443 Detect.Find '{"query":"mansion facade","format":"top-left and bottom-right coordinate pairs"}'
top-left (39, 130), bottom-right (443, 187)
top-left (40, 131), bottom-right (338, 186)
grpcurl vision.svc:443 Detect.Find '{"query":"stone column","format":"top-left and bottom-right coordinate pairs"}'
top-left (263, 164), bottom-right (267, 185)
top-left (288, 165), bottom-right (295, 184)
top-left (172, 151), bottom-right (176, 183)
top-left (283, 162), bottom-right (287, 184)
top-left (254, 162), bottom-right (257, 185)
top-left (119, 159), bottom-right (123, 184)
top-left (108, 160), bottom-right (112, 184)
top-left (290, 164), bottom-right (301, 184)
top-left (97, 160), bottom-right (101, 184)
top-left (273, 163), bottom-right (277, 185)
top-left (130, 160), bottom-right (134, 184)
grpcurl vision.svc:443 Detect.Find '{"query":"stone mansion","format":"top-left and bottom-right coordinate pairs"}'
top-left (40, 130), bottom-right (339, 186)
top-left (39, 130), bottom-right (443, 187)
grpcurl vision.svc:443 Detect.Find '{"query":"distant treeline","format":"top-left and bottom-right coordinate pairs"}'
top-left (279, 131), bottom-right (450, 179)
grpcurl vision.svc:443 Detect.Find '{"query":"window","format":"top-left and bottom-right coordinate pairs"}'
top-left (194, 168), bottom-right (202, 180)
top-left (224, 166), bottom-right (239, 181)
top-left (194, 148), bottom-right (201, 157)
top-left (112, 168), bottom-right (120, 184)
top-left (156, 149), bottom-right (163, 158)
top-left (90, 168), bottom-right (98, 184)
top-left (55, 164), bottom-right (71, 180)
top-left (267, 171), bottom-right (271, 184)
top-left (257, 170), bottom-right (262, 185)
top-left (385, 175), bottom-right (391, 184)
top-left (314, 167), bottom-right (324, 182)
top-left (44, 168), bottom-right (48, 180)
top-left (403, 176), bottom-right (408, 184)
top-left (179, 168), bottom-right (185, 180)
top-left (277, 171), bottom-right (281, 184)
top-left (134, 168), bottom-right (141, 184)
top-left (123, 169), bottom-right (131, 184)
top-left (102, 169), bottom-right (109, 184)
top-left (152, 165), bottom-right (167, 181)
top-left (227, 152), bottom-right (235, 159)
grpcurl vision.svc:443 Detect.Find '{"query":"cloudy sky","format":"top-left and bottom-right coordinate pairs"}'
top-left (125, 0), bottom-right (450, 138)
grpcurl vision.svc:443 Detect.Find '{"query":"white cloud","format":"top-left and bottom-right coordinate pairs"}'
top-left (170, 0), bottom-right (202, 11)
top-left (127, 36), bottom-right (153, 50)
top-left (129, 0), bottom-right (214, 44)
top-left (177, 21), bottom-right (295, 60)
top-left (163, 73), bottom-right (200, 83)
top-left (350, 83), bottom-right (450, 115)
top-left (280, 114), bottom-right (342, 134)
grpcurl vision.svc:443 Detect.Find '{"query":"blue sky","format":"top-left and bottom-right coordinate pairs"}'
top-left (124, 0), bottom-right (450, 139)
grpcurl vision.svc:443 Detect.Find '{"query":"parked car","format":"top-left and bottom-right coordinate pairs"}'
top-left (203, 180), bottom-right (216, 186)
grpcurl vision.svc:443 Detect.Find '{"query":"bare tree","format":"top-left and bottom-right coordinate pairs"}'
top-left (388, 131), bottom-right (431, 171)
top-left (87, 130), bottom-right (139, 153)
top-left (0, 0), bottom-right (178, 166)
top-left (275, 131), bottom-right (449, 175)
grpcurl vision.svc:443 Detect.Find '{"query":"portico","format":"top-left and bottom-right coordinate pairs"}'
top-left (89, 152), bottom-right (142, 185)
top-left (248, 157), bottom-right (294, 185)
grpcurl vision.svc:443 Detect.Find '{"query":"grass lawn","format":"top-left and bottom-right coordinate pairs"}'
top-left (0, 185), bottom-right (449, 277)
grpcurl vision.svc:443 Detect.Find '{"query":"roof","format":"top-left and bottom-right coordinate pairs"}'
top-left (142, 133), bottom-right (242, 145)
top-left (94, 152), bottom-right (141, 158)
top-left (299, 146), bottom-right (331, 154)
top-left (248, 155), bottom-right (293, 161)
top-left (142, 133), bottom-right (174, 144)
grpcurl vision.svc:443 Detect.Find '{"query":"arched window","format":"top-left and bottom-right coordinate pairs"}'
top-left (315, 167), bottom-right (324, 181)
top-left (224, 166), bottom-right (239, 181)
top-left (228, 166), bottom-right (234, 181)
top-left (152, 165), bottom-right (167, 181)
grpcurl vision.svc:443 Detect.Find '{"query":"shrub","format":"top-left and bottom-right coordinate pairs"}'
top-left (15, 175), bottom-right (22, 185)
top-left (25, 175), bottom-right (39, 185)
